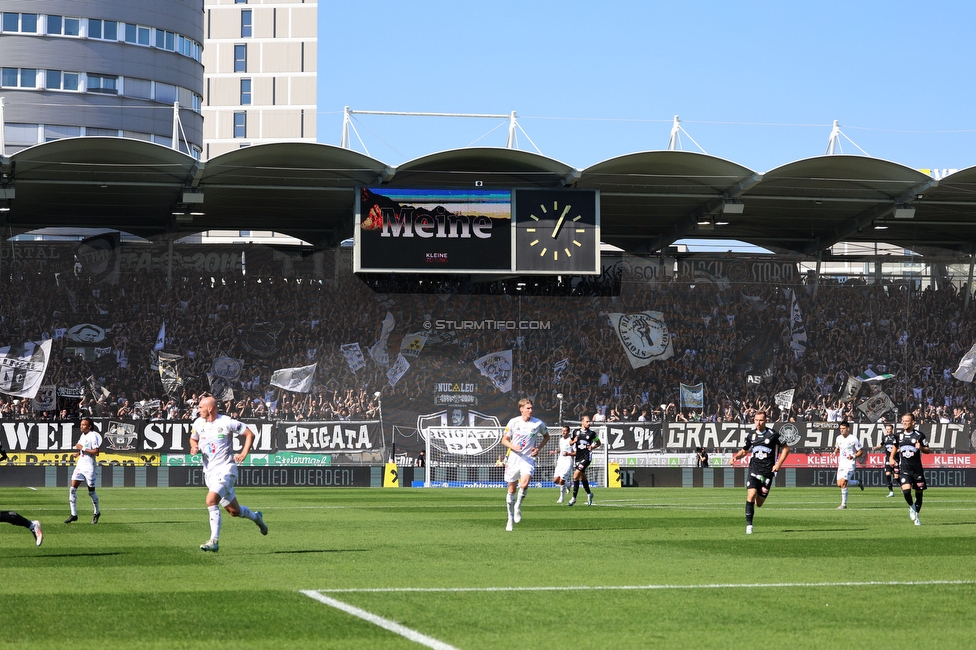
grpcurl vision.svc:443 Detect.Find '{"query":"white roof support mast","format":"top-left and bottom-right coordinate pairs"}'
top-left (666, 115), bottom-right (707, 153)
top-left (340, 107), bottom-right (541, 155)
top-left (825, 119), bottom-right (870, 156)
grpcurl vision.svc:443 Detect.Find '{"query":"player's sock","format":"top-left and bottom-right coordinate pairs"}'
top-left (558, 485), bottom-right (565, 499)
top-left (89, 489), bottom-right (99, 514)
top-left (237, 505), bottom-right (257, 521)
top-left (516, 487), bottom-right (526, 506)
top-left (848, 479), bottom-right (859, 487)
top-left (745, 502), bottom-right (754, 525)
top-left (572, 480), bottom-right (580, 498)
top-left (841, 487), bottom-right (848, 506)
top-left (913, 491), bottom-right (923, 512)
top-left (902, 490), bottom-right (914, 507)
top-left (69, 487), bottom-right (78, 516)
top-left (506, 492), bottom-right (514, 518)
top-left (582, 478), bottom-right (591, 494)
top-left (0, 511), bottom-right (32, 529)
top-left (208, 505), bottom-right (222, 541)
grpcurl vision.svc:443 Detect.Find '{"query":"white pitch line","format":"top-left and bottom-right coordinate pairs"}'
top-left (300, 590), bottom-right (458, 650)
top-left (314, 579), bottom-right (976, 594)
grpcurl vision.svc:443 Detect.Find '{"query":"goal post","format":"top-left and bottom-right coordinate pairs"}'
top-left (423, 425), bottom-right (607, 488)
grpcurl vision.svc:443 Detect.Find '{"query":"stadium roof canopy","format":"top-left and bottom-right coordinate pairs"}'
top-left (3, 138), bottom-right (976, 260)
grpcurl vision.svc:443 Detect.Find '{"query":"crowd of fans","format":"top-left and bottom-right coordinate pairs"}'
top-left (1, 243), bottom-right (974, 432)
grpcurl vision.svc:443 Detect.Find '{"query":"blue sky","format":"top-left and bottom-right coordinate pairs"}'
top-left (317, 0), bottom-right (975, 174)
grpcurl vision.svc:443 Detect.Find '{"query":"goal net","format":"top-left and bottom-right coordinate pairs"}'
top-left (422, 425), bottom-right (607, 488)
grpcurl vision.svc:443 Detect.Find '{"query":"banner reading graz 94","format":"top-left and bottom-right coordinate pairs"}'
top-left (355, 187), bottom-right (512, 273)
top-left (593, 421), bottom-right (973, 453)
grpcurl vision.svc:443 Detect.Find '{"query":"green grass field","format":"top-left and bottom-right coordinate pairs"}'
top-left (1, 485), bottom-right (974, 649)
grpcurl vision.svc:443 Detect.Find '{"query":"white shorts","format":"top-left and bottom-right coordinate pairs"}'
top-left (71, 467), bottom-right (97, 488)
top-left (553, 458), bottom-right (573, 482)
top-left (836, 465), bottom-right (856, 482)
top-left (205, 471), bottom-right (237, 506)
top-left (504, 455), bottom-right (535, 484)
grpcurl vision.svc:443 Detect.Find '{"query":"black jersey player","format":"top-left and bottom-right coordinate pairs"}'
top-left (872, 422), bottom-right (899, 497)
top-left (891, 412), bottom-right (929, 526)
top-left (729, 411), bottom-right (790, 534)
top-left (568, 415), bottom-right (601, 506)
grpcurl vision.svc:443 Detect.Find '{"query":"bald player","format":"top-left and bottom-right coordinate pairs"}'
top-left (189, 395), bottom-right (268, 552)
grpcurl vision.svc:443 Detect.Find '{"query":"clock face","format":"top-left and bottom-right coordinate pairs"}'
top-left (514, 189), bottom-right (599, 273)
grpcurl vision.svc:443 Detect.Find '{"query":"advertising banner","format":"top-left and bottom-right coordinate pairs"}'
top-left (356, 188), bottom-right (512, 272)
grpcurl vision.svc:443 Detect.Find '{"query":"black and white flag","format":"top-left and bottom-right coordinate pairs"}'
top-left (368, 312), bottom-right (396, 367)
top-left (271, 363), bottom-right (317, 393)
top-left (553, 358), bottom-right (569, 384)
top-left (774, 389), bottom-right (795, 412)
top-left (608, 311), bottom-right (674, 369)
top-left (341, 343), bottom-right (366, 373)
top-left (32, 385), bottom-right (57, 411)
top-left (786, 289), bottom-right (808, 358)
top-left (157, 352), bottom-right (184, 395)
top-left (473, 349), bottom-right (513, 393)
top-left (387, 354), bottom-right (410, 387)
top-left (953, 342), bottom-right (976, 382)
top-left (0, 340), bottom-right (53, 399)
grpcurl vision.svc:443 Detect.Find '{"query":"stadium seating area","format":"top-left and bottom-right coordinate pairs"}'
top-left (1, 243), bottom-right (973, 430)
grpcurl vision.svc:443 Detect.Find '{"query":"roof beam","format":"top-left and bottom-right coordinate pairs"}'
top-left (642, 173), bottom-right (763, 253)
top-left (803, 179), bottom-right (937, 255)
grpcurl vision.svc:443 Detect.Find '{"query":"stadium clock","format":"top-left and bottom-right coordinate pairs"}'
top-left (513, 189), bottom-right (599, 274)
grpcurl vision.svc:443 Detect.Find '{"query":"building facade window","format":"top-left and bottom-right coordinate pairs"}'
top-left (241, 10), bottom-right (252, 37)
top-left (240, 78), bottom-right (251, 105)
top-left (1, 68), bottom-right (38, 88)
top-left (47, 15), bottom-right (80, 36)
top-left (3, 12), bottom-right (39, 33)
top-left (124, 23), bottom-right (151, 46)
top-left (234, 44), bottom-right (247, 72)
top-left (46, 70), bottom-right (80, 91)
top-left (88, 19), bottom-right (118, 41)
top-left (155, 82), bottom-right (177, 105)
top-left (233, 112), bottom-right (247, 138)
top-left (86, 74), bottom-right (118, 95)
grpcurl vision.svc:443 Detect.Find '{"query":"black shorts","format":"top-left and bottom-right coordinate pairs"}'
top-left (884, 463), bottom-right (898, 475)
top-left (574, 458), bottom-right (592, 473)
top-left (746, 472), bottom-right (773, 496)
top-left (899, 469), bottom-right (926, 490)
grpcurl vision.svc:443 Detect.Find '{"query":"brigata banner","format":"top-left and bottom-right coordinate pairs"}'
top-left (0, 419), bottom-right (383, 456)
top-left (274, 421), bottom-right (383, 454)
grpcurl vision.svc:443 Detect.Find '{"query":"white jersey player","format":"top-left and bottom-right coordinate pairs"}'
top-left (552, 425), bottom-right (576, 503)
top-left (834, 421), bottom-right (864, 509)
top-left (189, 396), bottom-right (268, 552)
top-left (66, 418), bottom-right (102, 524)
top-left (501, 398), bottom-right (549, 531)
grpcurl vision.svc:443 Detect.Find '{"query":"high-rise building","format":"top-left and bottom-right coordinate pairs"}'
top-left (0, 0), bottom-right (204, 157)
top-left (202, 0), bottom-right (316, 159)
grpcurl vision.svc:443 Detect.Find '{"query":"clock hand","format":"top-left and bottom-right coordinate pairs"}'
top-left (550, 205), bottom-right (571, 239)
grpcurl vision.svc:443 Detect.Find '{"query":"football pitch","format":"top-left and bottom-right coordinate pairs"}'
top-left (1, 485), bottom-right (975, 649)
